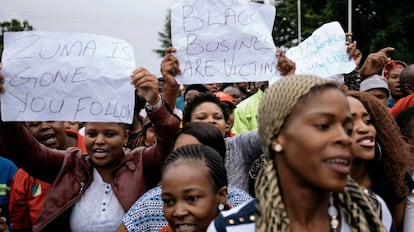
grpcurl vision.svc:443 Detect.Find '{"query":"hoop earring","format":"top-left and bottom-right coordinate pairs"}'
top-left (273, 144), bottom-right (283, 153)
top-left (218, 203), bottom-right (224, 211)
top-left (375, 142), bottom-right (382, 161)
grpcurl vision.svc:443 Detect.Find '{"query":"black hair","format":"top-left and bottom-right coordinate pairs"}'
top-left (396, 106), bottom-right (414, 138)
top-left (183, 84), bottom-right (209, 98)
top-left (162, 144), bottom-right (228, 192)
top-left (399, 64), bottom-right (414, 90)
top-left (182, 92), bottom-right (229, 124)
top-left (172, 122), bottom-right (226, 159)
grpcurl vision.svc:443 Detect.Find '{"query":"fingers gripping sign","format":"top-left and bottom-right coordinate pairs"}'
top-left (161, 47), bottom-right (181, 82)
top-left (130, 67), bottom-right (160, 106)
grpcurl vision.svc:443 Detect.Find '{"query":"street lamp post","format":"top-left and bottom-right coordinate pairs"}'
top-left (297, 0), bottom-right (301, 43)
top-left (348, 0), bottom-right (352, 33)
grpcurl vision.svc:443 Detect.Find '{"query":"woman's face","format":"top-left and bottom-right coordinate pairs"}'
top-left (347, 97), bottom-right (377, 161)
top-left (84, 122), bottom-right (128, 169)
top-left (25, 121), bottom-right (67, 149)
top-left (388, 67), bottom-right (404, 97)
top-left (162, 161), bottom-right (224, 232)
top-left (274, 88), bottom-right (353, 192)
top-left (190, 102), bottom-right (226, 137)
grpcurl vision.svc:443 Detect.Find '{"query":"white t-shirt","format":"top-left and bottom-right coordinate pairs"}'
top-left (69, 168), bottom-right (125, 232)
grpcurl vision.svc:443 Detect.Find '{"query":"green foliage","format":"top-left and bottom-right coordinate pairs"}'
top-left (0, 19), bottom-right (34, 60)
top-left (153, 12), bottom-right (172, 58)
top-left (273, 0), bottom-right (298, 48)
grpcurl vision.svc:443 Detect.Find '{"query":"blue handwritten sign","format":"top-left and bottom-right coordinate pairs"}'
top-left (171, 0), bottom-right (278, 84)
top-left (286, 21), bottom-right (355, 78)
top-left (1, 31), bottom-right (136, 123)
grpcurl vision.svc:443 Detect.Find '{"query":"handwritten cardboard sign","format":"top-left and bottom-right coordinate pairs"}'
top-left (1, 31), bottom-right (136, 123)
top-left (171, 0), bottom-right (277, 84)
top-left (286, 21), bottom-right (355, 78)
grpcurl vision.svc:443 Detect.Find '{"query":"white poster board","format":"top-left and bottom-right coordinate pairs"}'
top-left (171, 0), bottom-right (278, 84)
top-left (286, 21), bottom-right (356, 78)
top-left (1, 31), bottom-right (136, 123)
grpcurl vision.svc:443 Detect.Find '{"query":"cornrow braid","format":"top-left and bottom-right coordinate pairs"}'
top-left (162, 144), bottom-right (228, 192)
top-left (336, 177), bottom-right (385, 232)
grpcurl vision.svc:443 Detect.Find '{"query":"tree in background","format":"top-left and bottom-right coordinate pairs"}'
top-left (0, 19), bottom-right (34, 61)
top-left (153, 12), bottom-right (171, 58)
top-left (154, 0), bottom-right (413, 63)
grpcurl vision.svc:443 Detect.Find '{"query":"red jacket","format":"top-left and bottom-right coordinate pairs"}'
top-left (9, 130), bottom-right (87, 230)
top-left (389, 93), bottom-right (414, 118)
top-left (0, 103), bottom-right (179, 232)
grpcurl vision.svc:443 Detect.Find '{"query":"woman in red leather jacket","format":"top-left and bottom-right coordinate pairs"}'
top-left (0, 67), bottom-right (180, 232)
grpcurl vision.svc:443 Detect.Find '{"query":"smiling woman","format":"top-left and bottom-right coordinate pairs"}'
top-left (346, 90), bottom-right (414, 231)
top-left (0, 67), bottom-right (180, 231)
top-left (160, 144), bottom-right (229, 232)
top-left (207, 75), bottom-right (386, 232)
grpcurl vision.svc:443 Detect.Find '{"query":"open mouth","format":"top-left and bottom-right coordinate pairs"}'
top-left (93, 148), bottom-right (109, 158)
top-left (356, 136), bottom-right (375, 147)
top-left (325, 157), bottom-right (352, 175)
top-left (40, 134), bottom-right (57, 146)
top-left (174, 224), bottom-right (197, 232)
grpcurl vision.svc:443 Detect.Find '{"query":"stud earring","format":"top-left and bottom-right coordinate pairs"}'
top-left (218, 203), bottom-right (224, 211)
top-left (273, 144), bottom-right (283, 152)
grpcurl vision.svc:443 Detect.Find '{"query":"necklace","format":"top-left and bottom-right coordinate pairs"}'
top-left (328, 193), bottom-right (339, 232)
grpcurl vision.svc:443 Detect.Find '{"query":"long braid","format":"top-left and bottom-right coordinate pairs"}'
top-left (255, 75), bottom-right (385, 231)
top-left (255, 160), bottom-right (288, 231)
top-left (336, 177), bottom-right (385, 232)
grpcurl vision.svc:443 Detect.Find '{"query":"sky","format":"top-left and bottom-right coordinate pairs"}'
top-left (0, 0), bottom-right (173, 76)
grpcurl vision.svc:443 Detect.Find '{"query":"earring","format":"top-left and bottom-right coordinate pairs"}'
top-left (273, 143), bottom-right (283, 152)
top-left (375, 142), bottom-right (382, 161)
top-left (218, 203), bottom-right (224, 211)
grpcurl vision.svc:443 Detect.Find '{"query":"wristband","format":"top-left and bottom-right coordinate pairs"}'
top-left (145, 95), bottom-right (162, 112)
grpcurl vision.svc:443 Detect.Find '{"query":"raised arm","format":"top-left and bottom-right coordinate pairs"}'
top-left (359, 47), bottom-right (395, 79)
top-left (130, 67), bottom-right (180, 183)
top-left (160, 47), bottom-right (181, 110)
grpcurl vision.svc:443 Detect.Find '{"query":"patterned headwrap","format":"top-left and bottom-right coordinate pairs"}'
top-left (383, 60), bottom-right (407, 79)
top-left (255, 75), bottom-right (385, 231)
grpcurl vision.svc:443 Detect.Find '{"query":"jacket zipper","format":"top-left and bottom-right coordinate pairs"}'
top-left (35, 181), bottom-right (86, 231)
top-left (79, 182), bottom-right (85, 194)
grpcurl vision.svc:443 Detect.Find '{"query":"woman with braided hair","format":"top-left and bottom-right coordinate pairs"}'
top-left (207, 75), bottom-right (386, 231)
top-left (347, 91), bottom-right (414, 230)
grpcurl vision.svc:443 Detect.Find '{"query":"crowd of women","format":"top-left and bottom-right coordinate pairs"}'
top-left (1, 34), bottom-right (414, 232)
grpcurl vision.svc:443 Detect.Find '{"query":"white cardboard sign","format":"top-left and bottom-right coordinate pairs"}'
top-left (1, 31), bottom-right (136, 123)
top-left (171, 0), bottom-right (278, 84)
top-left (286, 21), bottom-right (356, 78)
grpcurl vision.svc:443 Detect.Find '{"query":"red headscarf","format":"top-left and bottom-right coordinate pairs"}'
top-left (383, 60), bottom-right (407, 79)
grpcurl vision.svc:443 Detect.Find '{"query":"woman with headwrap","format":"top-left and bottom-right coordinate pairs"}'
top-left (207, 75), bottom-right (386, 232)
top-left (383, 60), bottom-right (407, 107)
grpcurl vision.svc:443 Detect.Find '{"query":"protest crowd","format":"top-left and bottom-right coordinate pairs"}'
top-left (1, 1), bottom-right (414, 232)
